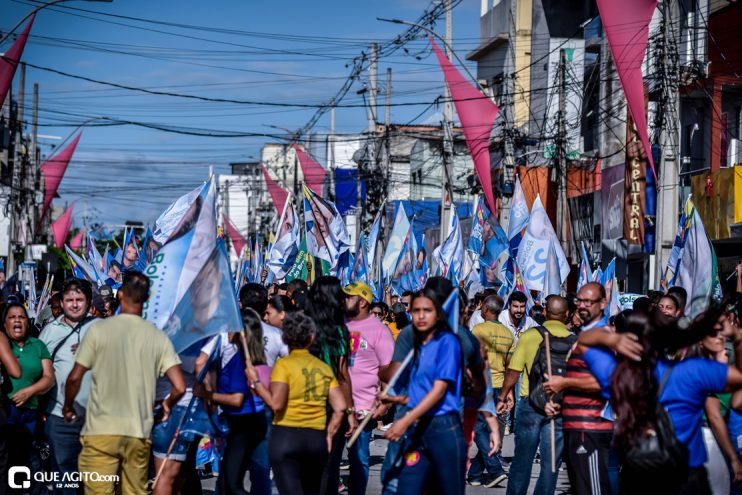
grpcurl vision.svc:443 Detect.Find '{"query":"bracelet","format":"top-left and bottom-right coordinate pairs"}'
top-left (345, 407), bottom-right (356, 415)
top-left (250, 379), bottom-right (261, 390)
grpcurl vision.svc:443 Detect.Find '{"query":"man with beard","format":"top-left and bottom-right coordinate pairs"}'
top-left (343, 282), bottom-right (395, 495)
top-left (575, 282), bottom-right (608, 331)
top-left (498, 291), bottom-right (536, 341)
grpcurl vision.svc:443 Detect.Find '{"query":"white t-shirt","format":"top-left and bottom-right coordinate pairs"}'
top-left (468, 310), bottom-right (485, 331)
top-left (262, 322), bottom-right (288, 366)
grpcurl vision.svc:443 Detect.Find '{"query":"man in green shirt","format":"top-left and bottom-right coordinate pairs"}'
top-left (64, 272), bottom-right (184, 495)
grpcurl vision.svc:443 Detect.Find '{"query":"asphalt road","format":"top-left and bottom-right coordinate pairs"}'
top-left (199, 428), bottom-right (571, 494)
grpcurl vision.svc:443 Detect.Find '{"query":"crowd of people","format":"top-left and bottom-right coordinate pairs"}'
top-left (0, 265), bottom-right (742, 495)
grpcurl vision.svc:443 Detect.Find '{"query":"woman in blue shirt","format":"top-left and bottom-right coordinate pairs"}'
top-left (382, 286), bottom-right (466, 495)
top-left (579, 307), bottom-right (742, 495)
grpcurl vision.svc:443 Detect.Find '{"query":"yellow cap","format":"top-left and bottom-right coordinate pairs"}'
top-left (342, 281), bottom-right (374, 304)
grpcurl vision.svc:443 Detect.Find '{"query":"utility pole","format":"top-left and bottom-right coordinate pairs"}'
top-left (328, 98), bottom-right (335, 200)
top-left (8, 64), bottom-right (26, 275)
top-left (30, 83), bottom-right (38, 239)
top-left (440, 0), bottom-right (454, 240)
top-left (554, 49), bottom-right (569, 255)
top-left (652, 1), bottom-right (680, 288)
top-left (384, 68), bottom-right (392, 204)
top-left (359, 43), bottom-right (378, 239)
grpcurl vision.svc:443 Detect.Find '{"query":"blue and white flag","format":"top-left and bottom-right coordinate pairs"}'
top-left (672, 198), bottom-right (722, 317)
top-left (508, 176), bottom-right (530, 258)
top-left (351, 233), bottom-right (372, 285)
top-left (251, 234), bottom-right (263, 284)
top-left (382, 203), bottom-right (411, 280)
top-left (162, 240), bottom-right (242, 353)
top-left (515, 195), bottom-right (569, 292)
top-left (397, 223), bottom-right (426, 293)
top-left (303, 185), bottom-right (350, 269)
top-left (65, 245), bottom-right (99, 285)
top-left (152, 185), bottom-right (204, 245)
top-left (442, 288), bottom-right (460, 334)
top-left (367, 205), bottom-right (384, 275)
top-left (577, 241), bottom-right (593, 290)
top-left (144, 178), bottom-right (217, 331)
top-left (432, 210), bottom-right (464, 285)
top-left (507, 176), bottom-right (530, 243)
top-left (469, 196), bottom-right (509, 271)
top-left (267, 195), bottom-right (301, 280)
top-left (542, 240), bottom-right (562, 298)
top-left (601, 258), bottom-right (620, 317)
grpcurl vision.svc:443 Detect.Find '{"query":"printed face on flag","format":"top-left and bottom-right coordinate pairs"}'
top-left (306, 196), bottom-right (333, 249)
top-left (278, 202), bottom-right (296, 240)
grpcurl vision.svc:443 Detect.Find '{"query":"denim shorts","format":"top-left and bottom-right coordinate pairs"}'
top-left (152, 405), bottom-right (190, 462)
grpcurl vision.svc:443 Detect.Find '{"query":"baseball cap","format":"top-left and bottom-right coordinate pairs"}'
top-left (98, 284), bottom-right (113, 298)
top-left (342, 282), bottom-right (373, 304)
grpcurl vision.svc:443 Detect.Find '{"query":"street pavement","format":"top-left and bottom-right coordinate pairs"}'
top-left (200, 428), bottom-right (571, 494)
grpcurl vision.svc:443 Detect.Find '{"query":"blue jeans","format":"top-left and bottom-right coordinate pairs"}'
top-left (467, 412), bottom-right (505, 482)
top-left (506, 397), bottom-right (564, 495)
top-left (247, 409), bottom-right (272, 495)
top-left (348, 417), bottom-right (375, 495)
top-left (397, 413), bottom-right (467, 495)
top-left (381, 406), bottom-right (408, 495)
top-left (45, 414), bottom-right (85, 495)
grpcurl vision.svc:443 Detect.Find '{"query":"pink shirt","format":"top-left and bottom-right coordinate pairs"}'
top-left (346, 315), bottom-right (395, 411)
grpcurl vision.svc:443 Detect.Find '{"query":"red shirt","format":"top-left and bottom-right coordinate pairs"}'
top-left (562, 344), bottom-right (614, 432)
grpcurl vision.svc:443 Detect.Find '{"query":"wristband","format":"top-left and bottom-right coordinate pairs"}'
top-left (250, 379), bottom-right (261, 390)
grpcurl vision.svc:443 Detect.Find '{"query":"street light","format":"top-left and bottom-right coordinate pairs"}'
top-left (0, 0), bottom-right (113, 46)
top-left (377, 17), bottom-right (486, 94)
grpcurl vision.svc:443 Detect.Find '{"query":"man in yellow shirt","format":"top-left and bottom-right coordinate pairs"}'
top-left (469, 295), bottom-right (512, 487)
top-left (496, 295), bottom-right (572, 495)
top-left (64, 272), bottom-right (185, 495)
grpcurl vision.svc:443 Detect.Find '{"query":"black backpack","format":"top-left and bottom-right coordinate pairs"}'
top-left (528, 325), bottom-right (576, 414)
top-left (620, 365), bottom-right (689, 492)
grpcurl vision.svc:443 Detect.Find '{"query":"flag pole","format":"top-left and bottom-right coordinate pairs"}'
top-left (347, 350), bottom-right (414, 448)
top-left (544, 332), bottom-right (556, 473)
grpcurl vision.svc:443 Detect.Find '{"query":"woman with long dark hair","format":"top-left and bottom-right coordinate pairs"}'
top-left (304, 276), bottom-right (356, 494)
top-left (194, 309), bottom-right (269, 495)
top-left (580, 307), bottom-right (742, 495)
top-left (381, 287), bottom-right (466, 495)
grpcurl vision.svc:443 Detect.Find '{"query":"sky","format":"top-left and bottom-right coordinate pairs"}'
top-left (2, 0), bottom-right (482, 230)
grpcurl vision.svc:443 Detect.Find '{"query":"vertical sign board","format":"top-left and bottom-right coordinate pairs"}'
top-left (624, 114), bottom-right (647, 245)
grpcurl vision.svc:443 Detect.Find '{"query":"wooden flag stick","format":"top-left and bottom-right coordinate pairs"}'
top-left (544, 331), bottom-right (556, 474)
top-left (347, 350), bottom-right (414, 448)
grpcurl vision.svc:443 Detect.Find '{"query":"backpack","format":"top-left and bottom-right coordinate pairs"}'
top-left (621, 365), bottom-right (689, 490)
top-left (527, 326), bottom-right (576, 414)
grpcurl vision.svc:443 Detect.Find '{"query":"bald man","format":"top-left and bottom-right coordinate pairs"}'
top-left (575, 282), bottom-right (608, 330)
top-left (544, 291), bottom-right (615, 495)
top-left (497, 296), bottom-right (575, 495)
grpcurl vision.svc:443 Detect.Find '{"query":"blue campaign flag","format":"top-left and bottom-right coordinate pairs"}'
top-left (267, 196), bottom-right (300, 280)
top-left (89, 222), bottom-right (113, 241)
top-left (366, 206), bottom-right (383, 276)
top-left (577, 241), bottom-right (593, 290)
top-left (162, 240), bottom-right (242, 353)
top-left (251, 234), bottom-right (263, 284)
top-left (65, 245), bottom-right (99, 285)
top-left (351, 233), bottom-right (370, 284)
top-left (432, 210), bottom-right (464, 285)
top-left (337, 250), bottom-right (354, 286)
top-left (442, 289), bottom-right (460, 335)
top-left (601, 258), bottom-right (620, 317)
top-left (144, 178), bottom-right (217, 331)
top-left (382, 203), bottom-right (410, 280)
top-left (507, 177), bottom-right (530, 242)
top-left (542, 240), bottom-right (563, 298)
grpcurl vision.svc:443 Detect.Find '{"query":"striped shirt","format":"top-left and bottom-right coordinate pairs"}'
top-left (562, 344), bottom-right (613, 432)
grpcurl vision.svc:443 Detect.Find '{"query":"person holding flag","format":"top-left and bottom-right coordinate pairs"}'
top-left (380, 284), bottom-right (466, 495)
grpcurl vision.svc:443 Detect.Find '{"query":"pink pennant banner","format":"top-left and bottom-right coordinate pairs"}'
top-left (69, 230), bottom-right (84, 251)
top-left (430, 37), bottom-right (500, 215)
top-left (261, 164), bottom-right (289, 216)
top-left (41, 133), bottom-right (82, 220)
top-left (52, 204), bottom-right (74, 249)
top-left (223, 214), bottom-right (246, 256)
top-left (597, 0), bottom-right (657, 177)
top-left (293, 144), bottom-right (326, 197)
top-left (0, 14), bottom-right (35, 109)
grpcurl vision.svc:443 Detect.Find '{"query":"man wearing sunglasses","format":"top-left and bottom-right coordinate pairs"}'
top-left (575, 282), bottom-right (608, 330)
